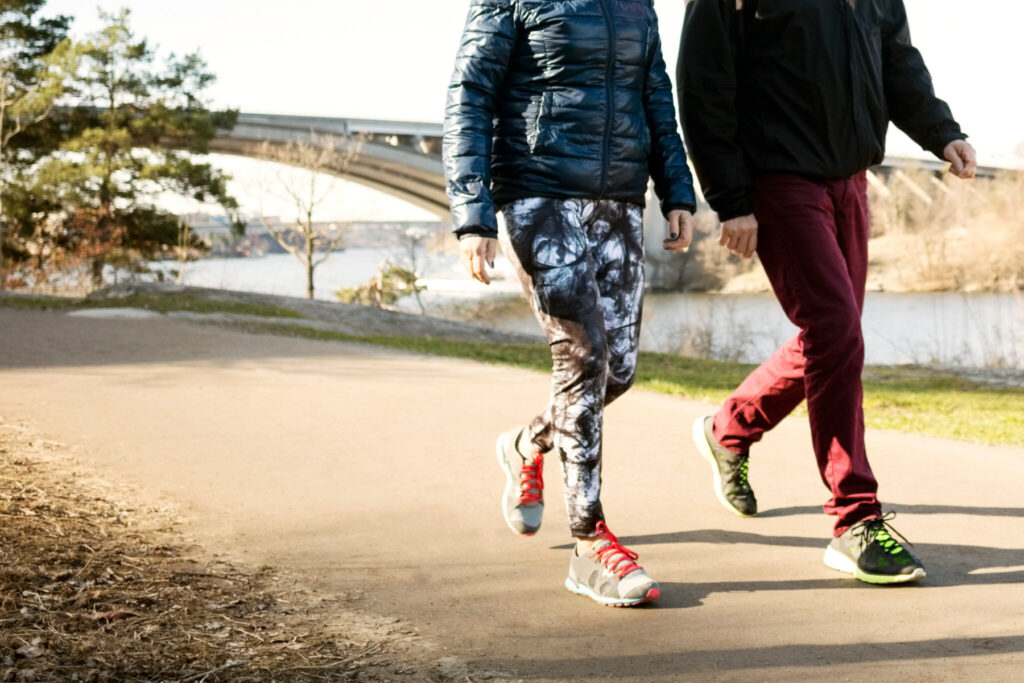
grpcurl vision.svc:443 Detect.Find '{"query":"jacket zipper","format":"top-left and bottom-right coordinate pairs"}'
top-left (598, 0), bottom-right (615, 196)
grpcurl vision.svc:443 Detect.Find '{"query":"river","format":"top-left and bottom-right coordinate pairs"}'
top-left (156, 250), bottom-right (1024, 370)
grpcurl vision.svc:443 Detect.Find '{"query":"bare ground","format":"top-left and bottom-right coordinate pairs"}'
top-left (0, 421), bottom-right (484, 682)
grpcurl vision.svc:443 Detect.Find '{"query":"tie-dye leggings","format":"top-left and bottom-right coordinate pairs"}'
top-left (499, 198), bottom-right (645, 538)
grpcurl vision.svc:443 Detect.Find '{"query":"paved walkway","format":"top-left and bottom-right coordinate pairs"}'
top-left (1, 308), bottom-right (1022, 681)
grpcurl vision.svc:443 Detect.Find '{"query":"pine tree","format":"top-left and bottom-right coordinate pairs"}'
top-left (39, 9), bottom-right (240, 286)
top-left (0, 0), bottom-right (73, 290)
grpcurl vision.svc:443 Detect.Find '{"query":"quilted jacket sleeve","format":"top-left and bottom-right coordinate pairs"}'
top-left (442, 0), bottom-right (517, 239)
top-left (644, 7), bottom-right (697, 216)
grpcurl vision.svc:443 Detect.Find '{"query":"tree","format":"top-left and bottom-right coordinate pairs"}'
top-left (394, 225), bottom-right (432, 313)
top-left (253, 133), bottom-right (364, 299)
top-left (337, 262), bottom-right (425, 309)
top-left (0, 0), bottom-right (73, 291)
top-left (37, 8), bottom-right (240, 287)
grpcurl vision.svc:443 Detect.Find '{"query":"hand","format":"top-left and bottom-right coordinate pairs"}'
top-left (944, 140), bottom-right (977, 179)
top-left (662, 210), bottom-right (696, 252)
top-left (719, 214), bottom-right (758, 259)
top-left (459, 235), bottom-right (498, 284)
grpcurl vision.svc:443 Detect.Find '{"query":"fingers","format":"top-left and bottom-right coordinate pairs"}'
top-left (946, 141), bottom-right (978, 179)
top-left (470, 247), bottom-right (491, 284)
top-left (947, 148), bottom-right (965, 176)
top-left (459, 236), bottom-right (493, 285)
top-left (662, 211), bottom-right (694, 252)
top-left (717, 227), bottom-right (730, 248)
top-left (742, 230), bottom-right (757, 258)
top-left (719, 226), bottom-right (740, 252)
top-left (719, 215), bottom-right (758, 259)
top-left (960, 144), bottom-right (978, 179)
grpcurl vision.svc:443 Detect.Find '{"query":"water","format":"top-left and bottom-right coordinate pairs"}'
top-left (156, 252), bottom-right (1024, 370)
top-left (155, 249), bottom-right (523, 299)
top-left (642, 291), bottom-right (1024, 370)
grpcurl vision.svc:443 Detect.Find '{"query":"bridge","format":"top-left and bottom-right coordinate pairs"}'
top-left (213, 113), bottom-right (1008, 220)
top-left (211, 114), bottom-right (448, 219)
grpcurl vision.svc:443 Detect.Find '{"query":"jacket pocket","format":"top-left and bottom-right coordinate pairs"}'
top-left (528, 90), bottom-right (554, 154)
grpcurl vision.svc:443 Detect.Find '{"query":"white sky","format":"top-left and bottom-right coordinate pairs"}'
top-left (46, 0), bottom-right (1024, 219)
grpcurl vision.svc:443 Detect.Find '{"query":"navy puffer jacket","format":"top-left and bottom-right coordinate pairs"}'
top-left (443, 0), bottom-right (696, 238)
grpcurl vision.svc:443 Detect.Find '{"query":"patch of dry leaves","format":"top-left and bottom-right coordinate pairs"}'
top-left (0, 423), bottom-right (455, 682)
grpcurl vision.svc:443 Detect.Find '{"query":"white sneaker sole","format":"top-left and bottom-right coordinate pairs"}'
top-left (823, 545), bottom-right (927, 585)
top-left (691, 416), bottom-right (755, 519)
top-left (564, 576), bottom-right (660, 607)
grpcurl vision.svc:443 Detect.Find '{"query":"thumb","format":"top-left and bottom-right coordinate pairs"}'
top-left (947, 145), bottom-right (965, 174)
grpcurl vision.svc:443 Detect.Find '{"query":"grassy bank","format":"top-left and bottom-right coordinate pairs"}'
top-left (234, 322), bottom-right (1024, 448)
top-left (4, 292), bottom-right (1021, 447)
top-left (0, 291), bottom-right (306, 319)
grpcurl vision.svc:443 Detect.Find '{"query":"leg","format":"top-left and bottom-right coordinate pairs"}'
top-left (822, 172), bottom-right (876, 531)
top-left (718, 174), bottom-right (879, 533)
top-left (713, 335), bottom-right (807, 455)
top-left (516, 202), bottom-right (645, 447)
top-left (759, 174), bottom-right (878, 532)
top-left (500, 198), bottom-right (609, 538)
top-left (586, 200), bottom-right (645, 405)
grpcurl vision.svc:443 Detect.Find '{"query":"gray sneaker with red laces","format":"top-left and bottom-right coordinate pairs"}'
top-left (496, 427), bottom-right (544, 536)
top-left (565, 522), bottom-right (660, 607)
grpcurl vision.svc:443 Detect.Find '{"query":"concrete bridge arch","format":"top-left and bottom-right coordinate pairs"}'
top-left (211, 113), bottom-right (448, 219)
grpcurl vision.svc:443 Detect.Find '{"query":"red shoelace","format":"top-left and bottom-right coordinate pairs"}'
top-left (591, 521), bottom-right (641, 578)
top-left (518, 452), bottom-right (544, 505)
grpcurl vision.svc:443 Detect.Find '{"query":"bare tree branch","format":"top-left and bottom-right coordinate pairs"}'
top-left (247, 132), bottom-right (365, 298)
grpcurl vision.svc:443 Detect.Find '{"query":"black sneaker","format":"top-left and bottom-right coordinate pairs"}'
top-left (824, 514), bottom-right (926, 584)
top-left (691, 416), bottom-right (757, 517)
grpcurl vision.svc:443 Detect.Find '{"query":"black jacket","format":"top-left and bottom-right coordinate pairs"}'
top-left (678, 0), bottom-right (967, 221)
top-left (444, 0), bottom-right (697, 238)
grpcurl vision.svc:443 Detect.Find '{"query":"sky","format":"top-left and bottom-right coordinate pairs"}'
top-left (46, 0), bottom-right (1024, 219)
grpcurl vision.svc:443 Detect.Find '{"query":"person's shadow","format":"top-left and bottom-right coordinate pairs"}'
top-left (552, 503), bottom-right (1024, 609)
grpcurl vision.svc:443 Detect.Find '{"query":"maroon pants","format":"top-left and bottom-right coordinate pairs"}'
top-left (712, 173), bottom-right (882, 535)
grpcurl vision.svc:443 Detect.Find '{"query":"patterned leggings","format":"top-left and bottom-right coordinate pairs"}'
top-left (499, 198), bottom-right (645, 538)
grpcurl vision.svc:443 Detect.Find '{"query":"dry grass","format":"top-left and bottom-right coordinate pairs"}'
top-left (649, 168), bottom-right (1024, 294)
top-left (867, 170), bottom-right (1024, 292)
top-left (0, 423), bottom-right (454, 683)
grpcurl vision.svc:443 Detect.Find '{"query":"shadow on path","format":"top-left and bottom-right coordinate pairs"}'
top-left (469, 635), bottom-right (1024, 679)
top-left (758, 503), bottom-right (1024, 519)
top-left (552, 528), bottom-right (1024, 596)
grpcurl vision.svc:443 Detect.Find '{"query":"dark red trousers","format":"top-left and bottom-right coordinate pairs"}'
top-left (712, 173), bottom-right (882, 535)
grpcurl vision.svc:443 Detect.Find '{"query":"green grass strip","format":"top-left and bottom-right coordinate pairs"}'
top-left (0, 293), bottom-right (306, 319)
top-left (4, 295), bottom-right (1018, 446)
top-left (227, 321), bottom-right (1024, 448)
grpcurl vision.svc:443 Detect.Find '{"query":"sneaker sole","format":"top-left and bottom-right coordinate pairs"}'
top-left (495, 430), bottom-right (539, 536)
top-left (823, 545), bottom-right (927, 585)
top-left (691, 416), bottom-right (755, 519)
top-left (564, 577), bottom-right (660, 607)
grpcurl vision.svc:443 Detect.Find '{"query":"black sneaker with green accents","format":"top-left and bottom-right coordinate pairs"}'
top-left (691, 416), bottom-right (757, 517)
top-left (824, 513), bottom-right (926, 584)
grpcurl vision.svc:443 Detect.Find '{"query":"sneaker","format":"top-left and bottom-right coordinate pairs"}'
top-left (824, 514), bottom-right (926, 584)
top-left (564, 522), bottom-right (660, 607)
top-left (691, 415), bottom-right (757, 517)
top-left (496, 427), bottom-right (544, 536)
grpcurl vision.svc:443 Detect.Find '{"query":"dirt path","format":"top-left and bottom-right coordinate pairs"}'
top-left (1, 308), bottom-right (1023, 681)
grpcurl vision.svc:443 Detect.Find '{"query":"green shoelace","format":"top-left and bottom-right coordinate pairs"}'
top-left (735, 459), bottom-right (751, 492)
top-left (855, 513), bottom-right (912, 556)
